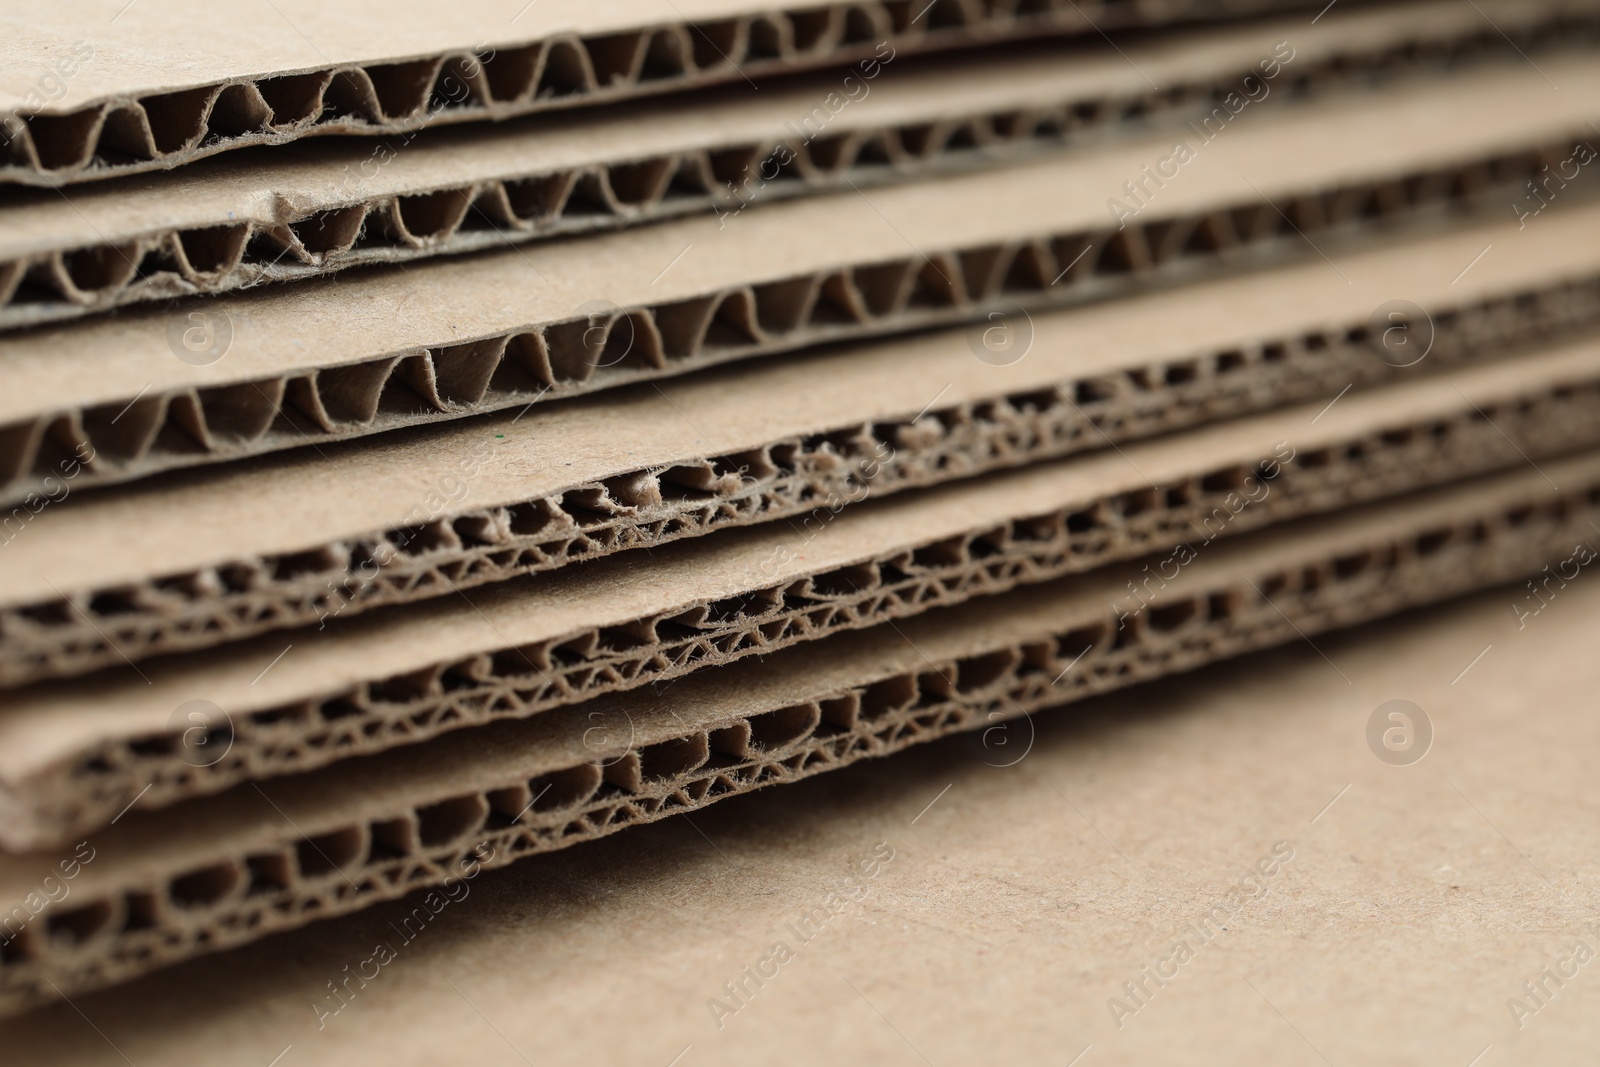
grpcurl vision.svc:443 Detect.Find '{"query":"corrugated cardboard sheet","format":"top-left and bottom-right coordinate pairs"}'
top-left (0, 0), bottom-right (1334, 184)
top-left (2, 340), bottom-right (1597, 846)
top-left (2, 209), bottom-right (1596, 684)
top-left (8, 570), bottom-right (1590, 1065)
top-left (1, 1), bottom-right (1585, 326)
top-left (0, 454), bottom-right (1593, 1012)
top-left (3, 61), bottom-right (1595, 507)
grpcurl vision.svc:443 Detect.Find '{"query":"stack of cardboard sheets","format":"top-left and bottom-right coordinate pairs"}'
top-left (2, 0), bottom-right (1598, 1030)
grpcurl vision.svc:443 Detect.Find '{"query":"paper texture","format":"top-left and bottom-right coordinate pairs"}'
top-left (0, 453), bottom-right (1594, 1013)
top-left (2, 62), bottom-right (1595, 510)
top-left (3, 0), bottom-right (1597, 1045)
top-left (0, 1), bottom-right (1574, 327)
top-left (4, 211), bottom-right (1598, 685)
top-left (7, 570), bottom-right (1589, 1065)
top-left (0, 0), bottom-right (1321, 184)
top-left (3, 343), bottom-right (1596, 845)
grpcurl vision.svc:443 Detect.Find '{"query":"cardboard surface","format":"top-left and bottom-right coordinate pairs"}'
top-left (0, 4), bottom-right (1477, 254)
top-left (0, 0), bottom-right (857, 102)
top-left (6, 572), bottom-right (1592, 1066)
top-left (1, 4), bottom-right (1595, 1048)
top-left (0, 1), bottom-right (1571, 327)
top-left (5, 208), bottom-right (1598, 686)
top-left (5, 206), bottom-right (1594, 601)
top-left (0, 452), bottom-right (1593, 1017)
top-left (8, 60), bottom-right (1593, 416)
top-left (0, 0), bottom-right (1313, 184)
top-left (1, 83), bottom-right (1594, 513)
top-left (4, 343), bottom-right (1596, 846)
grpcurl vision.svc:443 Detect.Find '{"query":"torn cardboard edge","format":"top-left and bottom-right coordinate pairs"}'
top-left (4, 71), bottom-right (1598, 511)
top-left (2, 1), bottom-right (1577, 327)
top-left (0, 0), bottom-right (1324, 187)
top-left (5, 217), bottom-right (1600, 686)
top-left (0, 450), bottom-right (1596, 1013)
top-left (4, 338), bottom-right (1599, 848)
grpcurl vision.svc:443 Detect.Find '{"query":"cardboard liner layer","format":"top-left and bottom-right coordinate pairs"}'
top-left (2, 1), bottom-right (1586, 328)
top-left (3, 212), bottom-right (1600, 687)
top-left (1, 454), bottom-right (1597, 1013)
top-left (3, 63), bottom-right (1596, 505)
top-left (5, 339), bottom-right (1599, 849)
top-left (0, 0), bottom-right (1320, 188)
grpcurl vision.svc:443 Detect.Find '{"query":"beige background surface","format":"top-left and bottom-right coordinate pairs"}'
top-left (8, 573), bottom-right (1598, 1065)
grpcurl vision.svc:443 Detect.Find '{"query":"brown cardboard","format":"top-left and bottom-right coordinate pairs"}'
top-left (0, 451), bottom-right (1594, 1014)
top-left (0, 0), bottom-right (1338, 187)
top-left (1, 64), bottom-right (1595, 506)
top-left (5, 560), bottom-right (1591, 1066)
top-left (5, 214), bottom-right (1599, 686)
top-left (1, 1), bottom-right (1580, 328)
top-left (3, 338), bottom-right (1598, 848)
